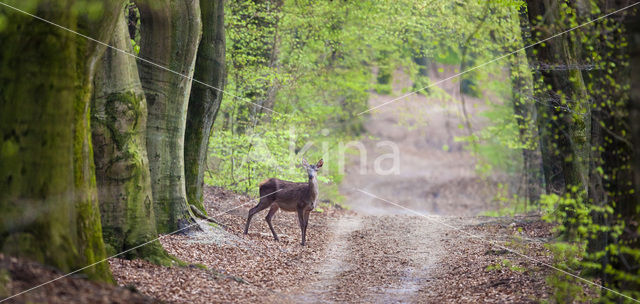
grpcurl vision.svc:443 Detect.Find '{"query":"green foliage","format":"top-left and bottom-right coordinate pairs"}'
top-left (426, 1), bottom-right (640, 301)
top-left (208, 0), bottom-right (527, 200)
top-left (207, 0), bottom-right (419, 199)
top-left (130, 39), bottom-right (140, 55)
top-left (485, 258), bottom-right (526, 273)
top-left (540, 193), bottom-right (597, 302)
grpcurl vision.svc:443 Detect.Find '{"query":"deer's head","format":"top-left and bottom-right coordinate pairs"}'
top-left (302, 158), bottom-right (323, 179)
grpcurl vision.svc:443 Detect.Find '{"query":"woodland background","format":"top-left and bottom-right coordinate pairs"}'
top-left (0, 0), bottom-right (639, 302)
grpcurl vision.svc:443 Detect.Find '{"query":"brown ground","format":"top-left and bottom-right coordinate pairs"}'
top-left (108, 187), bottom-right (556, 304)
top-left (0, 254), bottom-right (155, 304)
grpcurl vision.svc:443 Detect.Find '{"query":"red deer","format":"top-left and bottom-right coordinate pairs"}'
top-left (244, 158), bottom-right (323, 245)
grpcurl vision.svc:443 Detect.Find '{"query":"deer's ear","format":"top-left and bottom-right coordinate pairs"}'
top-left (316, 159), bottom-right (323, 168)
top-left (302, 158), bottom-right (309, 167)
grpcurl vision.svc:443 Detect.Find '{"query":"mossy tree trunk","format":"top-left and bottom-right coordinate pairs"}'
top-left (524, 0), bottom-right (591, 239)
top-left (524, 0), bottom-right (590, 195)
top-left (135, 0), bottom-right (202, 233)
top-left (184, 0), bottom-right (226, 213)
top-left (74, 0), bottom-right (126, 282)
top-left (91, 9), bottom-right (172, 265)
top-left (0, 0), bottom-right (123, 282)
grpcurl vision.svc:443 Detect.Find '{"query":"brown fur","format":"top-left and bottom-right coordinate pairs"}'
top-left (244, 159), bottom-right (323, 245)
top-left (259, 179), bottom-right (270, 187)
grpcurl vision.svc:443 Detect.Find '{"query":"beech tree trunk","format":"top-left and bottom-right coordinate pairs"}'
top-left (135, 0), bottom-right (202, 233)
top-left (0, 0), bottom-right (123, 281)
top-left (523, 1), bottom-right (590, 193)
top-left (184, 0), bottom-right (225, 213)
top-left (524, 0), bottom-right (591, 239)
top-left (91, 9), bottom-right (171, 264)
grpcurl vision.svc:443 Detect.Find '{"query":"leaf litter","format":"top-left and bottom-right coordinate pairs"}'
top-left (2, 187), bottom-right (571, 303)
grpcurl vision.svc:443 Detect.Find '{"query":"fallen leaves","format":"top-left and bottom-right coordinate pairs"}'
top-left (1, 186), bottom-right (564, 304)
top-left (109, 186), bottom-right (349, 303)
top-left (0, 254), bottom-right (156, 304)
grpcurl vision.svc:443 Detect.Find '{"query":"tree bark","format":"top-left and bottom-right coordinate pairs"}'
top-left (74, 0), bottom-right (126, 282)
top-left (524, 0), bottom-right (591, 197)
top-left (0, 0), bottom-right (123, 282)
top-left (524, 0), bottom-right (591, 239)
top-left (91, 9), bottom-right (172, 264)
top-left (630, 1), bottom-right (640, 197)
top-left (184, 0), bottom-right (225, 213)
top-left (135, 0), bottom-right (202, 233)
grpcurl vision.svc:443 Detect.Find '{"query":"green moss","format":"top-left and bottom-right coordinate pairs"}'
top-left (0, 138), bottom-right (18, 158)
top-left (188, 198), bottom-right (207, 214)
top-left (191, 263), bottom-right (208, 270)
top-left (72, 37), bottom-right (114, 283)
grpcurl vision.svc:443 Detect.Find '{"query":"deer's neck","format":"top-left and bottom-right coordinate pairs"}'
top-left (308, 176), bottom-right (319, 201)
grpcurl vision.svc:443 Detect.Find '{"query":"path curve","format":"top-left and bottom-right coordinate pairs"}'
top-left (292, 67), bottom-right (495, 302)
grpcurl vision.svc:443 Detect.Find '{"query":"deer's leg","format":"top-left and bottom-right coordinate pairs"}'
top-left (265, 204), bottom-right (279, 241)
top-left (244, 198), bottom-right (272, 235)
top-left (301, 210), bottom-right (311, 246)
top-left (297, 209), bottom-right (306, 246)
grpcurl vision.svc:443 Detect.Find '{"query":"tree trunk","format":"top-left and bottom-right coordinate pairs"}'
top-left (184, 0), bottom-right (225, 213)
top-left (510, 49), bottom-right (544, 206)
top-left (518, 4), bottom-right (564, 195)
top-left (135, 0), bottom-right (202, 233)
top-left (524, 0), bottom-right (591, 238)
top-left (74, 0), bottom-right (126, 282)
top-left (91, 9), bottom-right (172, 265)
top-left (630, 0), bottom-right (640, 197)
top-left (0, 0), bottom-right (122, 282)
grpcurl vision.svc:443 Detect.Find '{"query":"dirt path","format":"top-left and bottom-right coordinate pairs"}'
top-left (295, 215), bottom-right (450, 303)
top-left (291, 67), bottom-right (512, 302)
top-left (341, 66), bottom-right (494, 216)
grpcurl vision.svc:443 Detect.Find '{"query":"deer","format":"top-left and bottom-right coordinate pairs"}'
top-left (244, 158), bottom-right (323, 246)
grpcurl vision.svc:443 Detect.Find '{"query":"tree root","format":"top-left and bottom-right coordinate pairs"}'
top-left (190, 205), bottom-right (227, 229)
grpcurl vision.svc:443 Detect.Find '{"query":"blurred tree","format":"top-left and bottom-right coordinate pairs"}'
top-left (0, 0), bottom-right (124, 281)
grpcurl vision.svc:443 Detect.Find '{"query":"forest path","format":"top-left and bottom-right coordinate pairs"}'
top-left (289, 67), bottom-right (497, 302)
top-left (292, 215), bottom-right (455, 303)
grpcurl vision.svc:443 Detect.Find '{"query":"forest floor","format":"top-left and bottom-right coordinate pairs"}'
top-left (2, 67), bottom-right (574, 303)
top-left (108, 187), bottom-right (557, 304)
